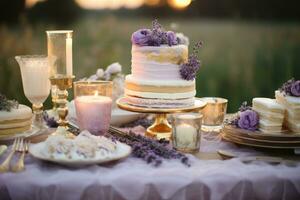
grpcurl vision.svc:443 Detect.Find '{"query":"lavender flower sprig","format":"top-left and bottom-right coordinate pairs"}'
top-left (109, 128), bottom-right (190, 167)
top-left (43, 111), bottom-right (58, 128)
top-left (180, 41), bottom-right (203, 81)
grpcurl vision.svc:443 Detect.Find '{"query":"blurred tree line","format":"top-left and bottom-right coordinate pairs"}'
top-left (0, 0), bottom-right (300, 25)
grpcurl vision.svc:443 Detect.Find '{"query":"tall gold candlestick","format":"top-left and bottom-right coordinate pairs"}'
top-left (47, 30), bottom-right (74, 136)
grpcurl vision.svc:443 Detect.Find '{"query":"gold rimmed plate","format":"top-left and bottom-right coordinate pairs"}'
top-left (223, 125), bottom-right (300, 141)
top-left (223, 128), bottom-right (300, 144)
top-left (222, 133), bottom-right (300, 149)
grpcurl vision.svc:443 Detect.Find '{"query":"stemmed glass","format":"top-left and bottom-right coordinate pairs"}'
top-left (15, 55), bottom-right (50, 129)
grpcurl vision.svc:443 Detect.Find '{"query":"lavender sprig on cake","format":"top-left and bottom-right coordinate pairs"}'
top-left (131, 19), bottom-right (182, 47)
top-left (279, 78), bottom-right (300, 97)
top-left (180, 41), bottom-right (203, 81)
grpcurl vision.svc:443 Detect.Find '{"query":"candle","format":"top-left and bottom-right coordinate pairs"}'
top-left (172, 113), bottom-right (202, 152)
top-left (175, 123), bottom-right (197, 148)
top-left (75, 95), bottom-right (112, 135)
top-left (66, 36), bottom-right (72, 76)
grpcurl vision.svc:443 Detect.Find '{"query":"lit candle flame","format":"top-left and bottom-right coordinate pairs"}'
top-left (94, 91), bottom-right (99, 96)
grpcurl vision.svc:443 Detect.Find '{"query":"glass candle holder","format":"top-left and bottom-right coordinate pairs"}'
top-left (46, 30), bottom-right (75, 135)
top-left (171, 113), bottom-right (203, 153)
top-left (15, 55), bottom-right (50, 129)
top-left (200, 97), bottom-right (228, 132)
top-left (74, 81), bottom-right (113, 135)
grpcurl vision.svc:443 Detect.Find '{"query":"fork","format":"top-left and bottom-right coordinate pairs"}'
top-left (11, 138), bottom-right (29, 172)
top-left (0, 138), bottom-right (19, 173)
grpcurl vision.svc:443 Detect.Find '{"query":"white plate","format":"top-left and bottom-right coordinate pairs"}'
top-left (29, 141), bottom-right (132, 166)
top-left (67, 101), bottom-right (144, 127)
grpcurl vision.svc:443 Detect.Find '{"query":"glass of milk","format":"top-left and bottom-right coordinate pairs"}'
top-left (15, 55), bottom-right (50, 129)
top-left (74, 81), bottom-right (113, 135)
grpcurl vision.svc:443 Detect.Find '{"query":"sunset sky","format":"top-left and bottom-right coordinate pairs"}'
top-left (26, 0), bottom-right (192, 10)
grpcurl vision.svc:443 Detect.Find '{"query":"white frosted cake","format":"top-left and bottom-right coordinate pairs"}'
top-left (125, 20), bottom-right (201, 108)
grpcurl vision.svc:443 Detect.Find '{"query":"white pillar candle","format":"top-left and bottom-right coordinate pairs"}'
top-left (175, 123), bottom-right (197, 148)
top-left (75, 95), bottom-right (112, 135)
top-left (66, 37), bottom-right (72, 76)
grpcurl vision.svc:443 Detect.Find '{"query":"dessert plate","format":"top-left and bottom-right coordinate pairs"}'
top-left (222, 133), bottom-right (300, 149)
top-left (29, 140), bottom-right (131, 167)
top-left (223, 125), bottom-right (300, 141)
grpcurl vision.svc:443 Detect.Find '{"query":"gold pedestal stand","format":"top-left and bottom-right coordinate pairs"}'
top-left (50, 76), bottom-right (75, 138)
top-left (117, 97), bottom-right (207, 140)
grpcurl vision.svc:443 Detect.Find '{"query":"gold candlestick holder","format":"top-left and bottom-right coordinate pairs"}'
top-left (117, 97), bottom-right (207, 140)
top-left (50, 75), bottom-right (75, 136)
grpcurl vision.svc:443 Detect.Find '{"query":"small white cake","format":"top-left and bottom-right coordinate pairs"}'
top-left (0, 104), bottom-right (32, 135)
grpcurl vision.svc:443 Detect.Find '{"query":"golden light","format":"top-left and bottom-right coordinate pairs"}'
top-left (167, 0), bottom-right (192, 10)
top-left (26, 0), bottom-right (44, 8)
top-left (144, 0), bottom-right (161, 6)
top-left (75, 0), bottom-right (144, 10)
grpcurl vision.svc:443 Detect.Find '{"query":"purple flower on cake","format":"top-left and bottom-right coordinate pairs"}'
top-left (237, 110), bottom-right (259, 131)
top-left (167, 31), bottom-right (178, 46)
top-left (131, 19), bottom-right (182, 46)
top-left (279, 78), bottom-right (300, 97)
top-left (291, 80), bottom-right (300, 97)
top-left (131, 29), bottom-right (151, 46)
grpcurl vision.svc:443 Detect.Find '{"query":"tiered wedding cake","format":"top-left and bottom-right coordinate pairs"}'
top-left (125, 20), bottom-right (202, 108)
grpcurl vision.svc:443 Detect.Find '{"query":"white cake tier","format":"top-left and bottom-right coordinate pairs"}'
top-left (125, 75), bottom-right (196, 99)
top-left (124, 95), bottom-right (195, 108)
top-left (131, 44), bottom-right (188, 81)
top-left (125, 75), bottom-right (194, 86)
top-left (125, 88), bottom-right (196, 99)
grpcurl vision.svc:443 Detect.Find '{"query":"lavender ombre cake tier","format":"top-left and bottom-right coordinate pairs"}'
top-left (125, 44), bottom-right (196, 108)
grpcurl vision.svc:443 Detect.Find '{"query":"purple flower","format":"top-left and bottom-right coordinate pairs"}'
top-left (131, 29), bottom-right (151, 46)
top-left (291, 80), bottom-right (300, 97)
top-left (237, 110), bottom-right (259, 131)
top-left (167, 31), bottom-right (178, 46)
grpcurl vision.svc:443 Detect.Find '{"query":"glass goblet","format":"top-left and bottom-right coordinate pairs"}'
top-left (15, 55), bottom-right (50, 129)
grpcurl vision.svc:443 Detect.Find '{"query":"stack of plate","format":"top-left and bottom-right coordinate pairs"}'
top-left (222, 125), bottom-right (300, 149)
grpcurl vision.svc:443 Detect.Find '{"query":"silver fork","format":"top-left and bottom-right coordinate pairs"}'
top-left (0, 138), bottom-right (19, 173)
top-left (12, 138), bottom-right (29, 172)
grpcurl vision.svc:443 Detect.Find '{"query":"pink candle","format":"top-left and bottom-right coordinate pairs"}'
top-left (75, 95), bottom-right (112, 135)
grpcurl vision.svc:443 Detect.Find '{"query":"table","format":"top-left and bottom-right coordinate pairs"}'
top-left (1, 128), bottom-right (300, 200)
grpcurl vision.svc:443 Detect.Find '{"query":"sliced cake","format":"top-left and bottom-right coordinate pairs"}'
top-left (252, 98), bottom-right (285, 133)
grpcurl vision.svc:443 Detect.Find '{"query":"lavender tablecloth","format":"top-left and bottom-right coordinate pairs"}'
top-left (1, 130), bottom-right (300, 200)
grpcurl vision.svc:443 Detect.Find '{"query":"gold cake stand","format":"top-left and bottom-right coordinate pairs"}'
top-left (116, 97), bottom-right (207, 140)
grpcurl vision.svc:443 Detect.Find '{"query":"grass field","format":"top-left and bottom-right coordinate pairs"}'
top-left (1, 16), bottom-right (300, 112)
